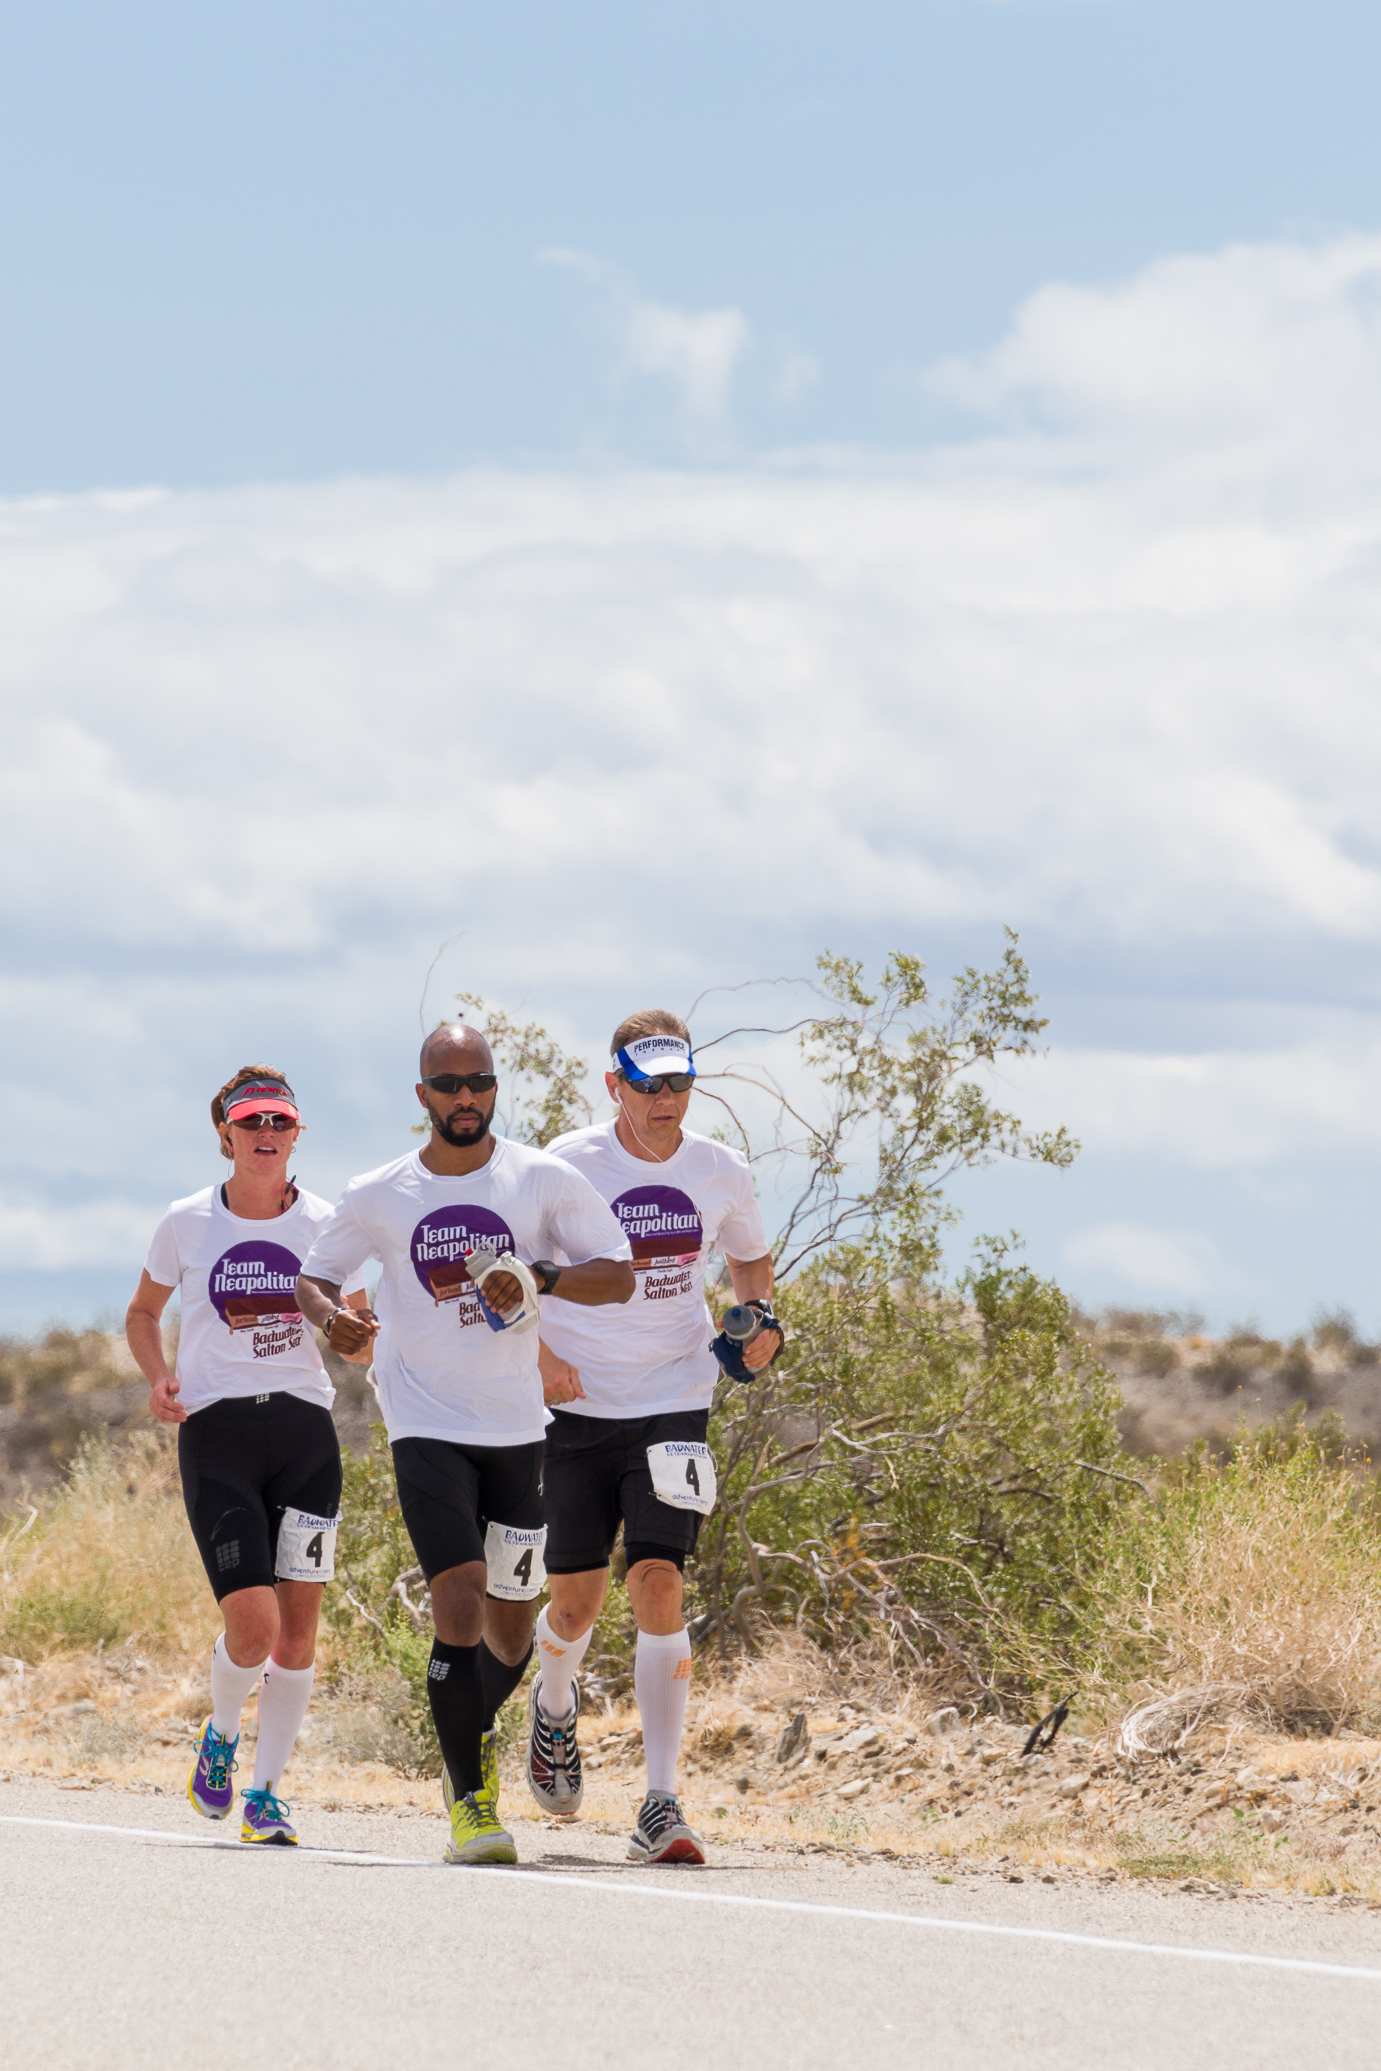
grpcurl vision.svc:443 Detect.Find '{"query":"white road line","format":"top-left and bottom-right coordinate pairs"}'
top-left (4, 1811), bottom-right (1381, 1984)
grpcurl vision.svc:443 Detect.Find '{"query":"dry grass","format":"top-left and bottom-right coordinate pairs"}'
top-left (1093, 1434), bottom-right (1381, 1747)
top-left (9, 1420), bottom-right (1381, 1902)
top-left (0, 1431), bottom-right (217, 1665)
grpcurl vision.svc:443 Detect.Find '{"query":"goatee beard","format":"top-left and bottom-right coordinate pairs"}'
top-left (432, 1102), bottom-right (492, 1148)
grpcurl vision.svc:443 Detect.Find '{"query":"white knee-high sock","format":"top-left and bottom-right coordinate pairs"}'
top-left (635, 1628), bottom-right (692, 1795)
top-left (210, 1633), bottom-right (266, 1740)
top-left (252, 1660), bottom-right (315, 1792)
top-left (535, 1607), bottom-right (592, 1720)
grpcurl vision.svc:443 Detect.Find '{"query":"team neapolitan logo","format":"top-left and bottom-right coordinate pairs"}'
top-left (411, 1207), bottom-right (516, 1311)
top-left (208, 1242), bottom-right (304, 1333)
top-left (611, 1186), bottom-right (703, 1274)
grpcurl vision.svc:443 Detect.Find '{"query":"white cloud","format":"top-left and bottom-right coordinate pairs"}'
top-left (1000, 1029), bottom-right (1381, 1169)
top-left (624, 300), bottom-right (750, 425)
top-left (1062, 1221), bottom-right (1243, 1299)
top-left (543, 248), bottom-right (750, 430)
top-left (929, 234), bottom-right (1381, 490)
top-left (5, 230), bottom-right (1381, 1303)
top-left (0, 1196), bottom-right (158, 1271)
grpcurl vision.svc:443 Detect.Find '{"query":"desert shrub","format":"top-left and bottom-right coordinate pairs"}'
top-left (0, 1431), bottom-right (214, 1662)
top-left (1197, 1333), bottom-right (1278, 1398)
top-left (695, 1245), bottom-right (1133, 1705)
top-left (0, 1325), bottom-right (128, 1407)
top-left (1276, 1337), bottom-right (1315, 1403)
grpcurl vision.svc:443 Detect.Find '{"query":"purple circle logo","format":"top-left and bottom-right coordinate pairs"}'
top-left (209, 1241), bottom-right (304, 1333)
top-left (411, 1207), bottom-right (515, 1305)
top-left (611, 1186), bottom-right (703, 1271)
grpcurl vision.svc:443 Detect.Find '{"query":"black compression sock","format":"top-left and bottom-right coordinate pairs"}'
top-left (479, 1637), bottom-right (534, 1732)
top-left (426, 1638), bottom-right (484, 1795)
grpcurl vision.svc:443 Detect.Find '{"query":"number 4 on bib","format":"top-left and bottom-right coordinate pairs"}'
top-left (646, 1441), bottom-right (717, 1516)
top-left (275, 1508), bottom-right (339, 1583)
top-left (484, 1521), bottom-right (548, 1601)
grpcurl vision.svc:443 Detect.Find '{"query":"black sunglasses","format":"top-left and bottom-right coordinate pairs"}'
top-left (230, 1113), bottom-right (297, 1133)
top-left (623, 1073), bottom-right (695, 1096)
top-left (422, 1072), bottom-right (498, 1095)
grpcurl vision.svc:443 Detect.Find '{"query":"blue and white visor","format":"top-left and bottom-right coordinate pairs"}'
top-left (615, 1034), bottom-right (696, 1084)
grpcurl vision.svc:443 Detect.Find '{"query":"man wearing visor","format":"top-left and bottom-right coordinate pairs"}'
top-left (126, 1067), bottom-right (372, 1845)
top-left (532, 1009), bottom-right (783, 1864)
top-left (295, 1023), bottom-right (634, 1866)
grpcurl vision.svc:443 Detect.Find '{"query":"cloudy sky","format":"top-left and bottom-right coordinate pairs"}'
top-left (4, 2), bottom-right (1381, 1335)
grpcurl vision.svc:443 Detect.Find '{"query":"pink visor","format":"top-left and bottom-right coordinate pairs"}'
top-left (224, 1079), bottom-right (299, 1124)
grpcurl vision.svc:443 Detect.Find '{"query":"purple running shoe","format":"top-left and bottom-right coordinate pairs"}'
top-left (187, 1715), bottom-right (238, 1821)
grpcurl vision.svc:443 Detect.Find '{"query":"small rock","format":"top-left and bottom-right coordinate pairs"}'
top-left (837, 1778), bottom-right (872, 1800)
top-left (1260, 1808), bottom-right (1288, 1834)
top-left (57, 1700), bottom-right (99, 1717)
top-left (980, 1748), bottom-right (1006, 1767)
top-left (776, 1712), bottom-right (811, 1767)
top-left (838, 1725), bottom-right (881, 1754)
top-left (1058, 1774), bottom-right (1091, 1799)
top-left (923, 1708), bottom-right (961, 1739)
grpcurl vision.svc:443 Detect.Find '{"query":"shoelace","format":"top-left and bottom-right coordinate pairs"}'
top-left (203, 1730), bottom-right (237, 1793)
top-left (533, 1710), bottom-right (565, 1778)
top-left (243, 1787), bottom-right (290, 1825)
top-left (643, 1795), bottom-right (684, 1840)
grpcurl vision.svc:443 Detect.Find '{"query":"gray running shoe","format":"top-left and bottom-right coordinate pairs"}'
top-left (525, 1673), bottom-right (583, 1816)
top-left (627, 1790), bottom-right (705, 1865)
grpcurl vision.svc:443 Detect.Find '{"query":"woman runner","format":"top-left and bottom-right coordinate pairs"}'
top-left (125, 1066), bottom-right (371, 1844)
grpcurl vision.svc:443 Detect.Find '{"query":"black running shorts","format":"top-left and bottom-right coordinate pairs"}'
top-left (543, 1406), bottom-right (711, 1574)
top-left (178, 1391), bottom-right (342, 1602)
top-left (390, 1436), bottom-right (545, 1583)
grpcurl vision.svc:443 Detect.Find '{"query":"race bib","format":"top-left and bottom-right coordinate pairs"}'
top-left (484, 1520), bottom-right (547, 1601)
top-left (646, 1441), bottom-right (717, 1516)
top-left (275, 1507), bottom-right (339, 1583)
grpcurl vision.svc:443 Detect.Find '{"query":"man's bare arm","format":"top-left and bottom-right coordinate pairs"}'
top-left (480, 1256), bottom-right (636, 1315)
top-left (296, 1272), bottom-right (380, 1358)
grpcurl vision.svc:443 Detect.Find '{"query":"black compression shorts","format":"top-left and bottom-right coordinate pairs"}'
top-left (178, 1391), bottom-right (342, 1602)
top-left (543, 1406), bottom-right (711, 1574)
top-left (391, 1436), bottom-right (545, 1583)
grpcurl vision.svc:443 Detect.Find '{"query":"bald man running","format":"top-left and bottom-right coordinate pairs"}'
top-left (296, 1024), bottom-right (634, 1865)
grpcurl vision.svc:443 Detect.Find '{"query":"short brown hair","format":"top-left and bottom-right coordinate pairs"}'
top-left (609, 1008), bottom-right (691, 1063)
top-left (211, 1065), bottom-right (293, 1160)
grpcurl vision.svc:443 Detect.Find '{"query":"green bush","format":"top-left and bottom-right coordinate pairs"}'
top-left (695, 1243), bottom-right (1131, 1705)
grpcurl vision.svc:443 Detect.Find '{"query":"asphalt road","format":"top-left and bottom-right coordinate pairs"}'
top-left (4, 1776), bottom-right (1381, 2069)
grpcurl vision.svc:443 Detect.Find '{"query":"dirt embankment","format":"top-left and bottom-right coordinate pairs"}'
top-left (4, 1650), bottom-right (1379, 1903)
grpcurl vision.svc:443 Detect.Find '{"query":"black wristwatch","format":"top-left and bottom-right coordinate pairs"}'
top-left (531, 1259), bottom-right (562, 1296)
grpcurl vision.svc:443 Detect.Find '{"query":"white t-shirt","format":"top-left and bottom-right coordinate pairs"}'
top-left (540, 1120), bottom-right (770, 1419)
top-left (144, 1185), bottom-right (357, 1415)
top-left (300, 1139), bottom-right (632, 1448)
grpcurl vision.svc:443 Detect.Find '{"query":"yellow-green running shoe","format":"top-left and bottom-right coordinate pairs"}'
top-left (443, 1727), bottom-right (498, 1815)
top-left (444, 1789), bottom-right (516, 1866)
